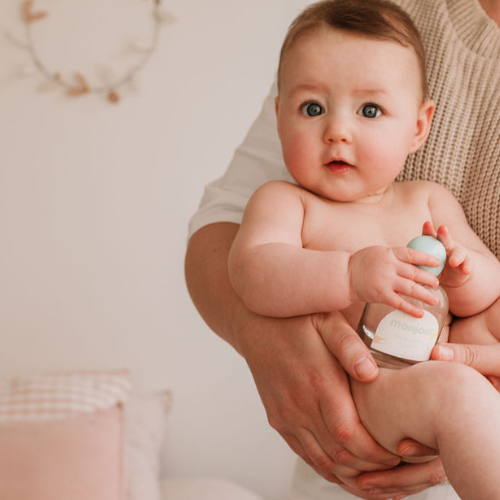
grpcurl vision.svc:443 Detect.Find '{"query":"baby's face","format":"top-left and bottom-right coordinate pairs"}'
top-left (276, 28), bottom-right (428, 203)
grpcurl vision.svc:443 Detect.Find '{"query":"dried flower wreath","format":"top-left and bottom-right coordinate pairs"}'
top-left (7, 0), bottom-right (175, 103)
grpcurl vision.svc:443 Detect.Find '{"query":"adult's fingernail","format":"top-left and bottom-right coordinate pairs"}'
top-left (354, 356), bottom-right (377, 379)
top-left (399, 444), bottom-right (419, 457)
top-left (437, 345), bottom-right (454, 361)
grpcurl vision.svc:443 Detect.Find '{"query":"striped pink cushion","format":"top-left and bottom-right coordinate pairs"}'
top-left (0, 369), bottom-right (130, 421)
top-left (0, 370), bottom-right (130, 500)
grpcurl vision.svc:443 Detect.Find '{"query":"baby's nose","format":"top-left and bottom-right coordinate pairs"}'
top-left (323, 115), bottom-right (353, 144)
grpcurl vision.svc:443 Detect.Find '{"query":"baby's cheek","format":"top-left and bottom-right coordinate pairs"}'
top-left (362, 129), bottom-right (412, 168)
top-left (283, 139), bottom-right (310, 171)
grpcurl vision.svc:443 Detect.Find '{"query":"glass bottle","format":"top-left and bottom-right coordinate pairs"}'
top-left (356, 236), bottom-right (449, 369)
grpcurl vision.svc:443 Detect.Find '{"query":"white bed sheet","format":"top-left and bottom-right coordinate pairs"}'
top-left (160, 477), bottom-right (266, 500)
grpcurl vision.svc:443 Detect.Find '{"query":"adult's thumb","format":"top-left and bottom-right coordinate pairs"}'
top-left (432, 342), bottom-right (500, 377)
top-left (313, 311), bottom-right (379, 382)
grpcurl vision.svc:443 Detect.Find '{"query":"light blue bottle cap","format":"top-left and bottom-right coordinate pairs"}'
top-left (407, 235), bottom-right (446, 277)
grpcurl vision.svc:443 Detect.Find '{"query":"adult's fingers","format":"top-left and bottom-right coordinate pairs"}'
top-left (243, 312), bottom-right (398, 479)
top-left (272, 350), bottom-right (399, 476)
top-left (397, 438), bottom-right (439, 459)
top-left (283, 433), bottom-right (343, 484)
top-left (432, 342), bottom-right (500, 377)
top-left (313, 311), bottom-right (379, 382)
top-left (315, 378), bottom-right (401, 472)
top-left (339, 482), bottom-right (411, 500)
top-left (356, 457), bottom-right (448, 497)
top-left (312, 312), bottom-right (401, 469)
top-left (290, 426), bottom-right (387, 479)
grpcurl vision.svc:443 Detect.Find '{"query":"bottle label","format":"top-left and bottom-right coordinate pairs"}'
top-left (372, 310), bottom-right (439, 362)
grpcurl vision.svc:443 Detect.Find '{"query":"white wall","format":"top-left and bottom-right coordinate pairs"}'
top-left (0, 0), bottom-right (311, 498)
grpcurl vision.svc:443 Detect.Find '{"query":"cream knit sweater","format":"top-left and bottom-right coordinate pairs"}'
top-left (395, 0), bottom-right (500, 259)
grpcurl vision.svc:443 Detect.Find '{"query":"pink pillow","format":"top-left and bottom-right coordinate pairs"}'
top-left (125, 390), bottom-right (171, 500)
top-left (0, 370), bottom-right (130, 500)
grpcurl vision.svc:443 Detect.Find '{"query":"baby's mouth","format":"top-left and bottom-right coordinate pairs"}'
top-left (325, 159), bottom-right (354, 170)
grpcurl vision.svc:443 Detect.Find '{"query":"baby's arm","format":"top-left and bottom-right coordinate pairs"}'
top-left (228, 180), bottom-right (439, 318)
top-left (428, 183), bottom-right (500, 317)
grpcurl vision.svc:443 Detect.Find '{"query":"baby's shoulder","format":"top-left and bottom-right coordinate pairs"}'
top-left (396, 179), bottom-right (454, 198)
top-left (395, 181), bottom-right (463, 219)
top-left (251, 180), bottom-right (309, 202)
top-left (246, 180), bottom-right (309, 213)
top-left (256, 179), bottom-right (300, 192)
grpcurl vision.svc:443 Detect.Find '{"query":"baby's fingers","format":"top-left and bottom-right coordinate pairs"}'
top-left (447, 247), bottom-right (467, 269)
top-left (396, 279), bottom-right (439, 307)
top-left (386, 293), bottom-right (425, 318)
top-left (423, 223), bottom-right (454, 255)
top-left (436, 225), bottom-right (453, 251)
top-left (393, 247), bottom-right (440, 271)
top-left (386, 277), bottom-right (439, 317)
top-left (421, 220), bottom-right (437, 238)
top-left (396, 260), bottom-right (439, 289)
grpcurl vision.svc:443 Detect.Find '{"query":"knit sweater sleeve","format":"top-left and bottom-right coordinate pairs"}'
top-left (393, 0), bottom-right (500, 259)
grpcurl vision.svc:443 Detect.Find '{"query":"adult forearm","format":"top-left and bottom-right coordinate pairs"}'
top-left (185, 222), bottom-right (246, 353)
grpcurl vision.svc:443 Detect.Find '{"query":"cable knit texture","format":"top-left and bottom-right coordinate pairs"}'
top-left (394, 0), bottom-right (500, 258)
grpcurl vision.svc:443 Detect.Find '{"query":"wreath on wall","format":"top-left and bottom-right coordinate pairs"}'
top-left (6, 0), bottom-right (176, 104)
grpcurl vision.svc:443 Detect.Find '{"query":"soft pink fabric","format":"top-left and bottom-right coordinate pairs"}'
top-left (0, 405), bottom-right (124, 500)
top-left (125, 390), bottom-right (171, 500)
top-left (0, 370), bottom-right (131, 422)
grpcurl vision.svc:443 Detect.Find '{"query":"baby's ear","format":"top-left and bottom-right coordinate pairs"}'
top-left (409, 99), bottom-right (435, 154)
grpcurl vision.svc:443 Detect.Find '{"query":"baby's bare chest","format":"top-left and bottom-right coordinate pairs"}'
top-left (301, 195), bottom-right (432, 252)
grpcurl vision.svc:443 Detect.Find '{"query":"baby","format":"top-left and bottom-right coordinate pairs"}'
top-left (228, 0), bottom-right (500, 498)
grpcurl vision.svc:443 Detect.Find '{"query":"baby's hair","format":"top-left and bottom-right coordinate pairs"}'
top-left (277, 0), bottom-right (429, 100)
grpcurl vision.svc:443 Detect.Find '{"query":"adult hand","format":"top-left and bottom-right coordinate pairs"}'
top-left (352, 456), bottom-right (448, 500)
top-left (238, 310), bottom-right (444, 495)
top-left (315, 312), bottom-right (444, 498)
top-left (234, 309), bottom-right (400, 483)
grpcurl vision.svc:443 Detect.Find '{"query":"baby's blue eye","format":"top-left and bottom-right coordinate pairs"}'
top-left (301, 102), bottom-right (324, 117)
top-left (358, 104), bottom-right (382, 118)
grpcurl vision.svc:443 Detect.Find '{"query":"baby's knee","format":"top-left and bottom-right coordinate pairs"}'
top-left (420, 360), bottom-right (480, 387)
top-left (419, 361), bottom-right (495, 414)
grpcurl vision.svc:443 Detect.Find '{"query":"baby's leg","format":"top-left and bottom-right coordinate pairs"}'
top-left (450, 296), bottom-right (500, 345)
top-left (351, 361), bottom-right (500, 499)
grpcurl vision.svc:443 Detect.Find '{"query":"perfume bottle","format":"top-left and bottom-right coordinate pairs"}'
top-left (356, 236), bottom-right (449, 369)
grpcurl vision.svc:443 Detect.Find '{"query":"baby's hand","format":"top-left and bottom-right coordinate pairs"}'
top-left (349, 245), bottom-right (440, 317)
top-left (422, 221), bottom-right (472, 287)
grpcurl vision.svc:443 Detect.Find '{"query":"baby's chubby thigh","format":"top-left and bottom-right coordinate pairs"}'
top-left (349, 361), bottom-right (482, 460)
